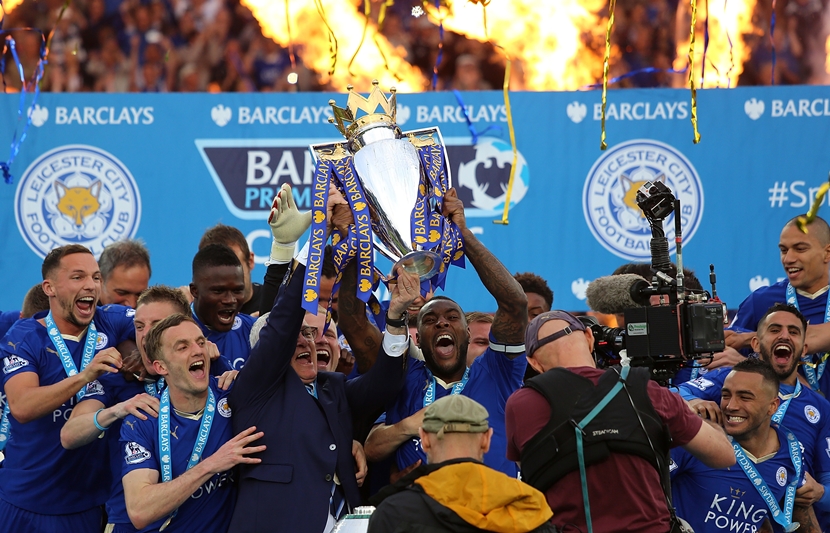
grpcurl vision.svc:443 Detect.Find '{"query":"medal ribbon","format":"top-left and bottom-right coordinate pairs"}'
top-left (772, 381), bottom-right (801, 424)
top-left (786, 283), bottom-right (830, 390)
top-left (731, 427), bottom-right (801, 533)
top-left (301, 159), bottom-right (333, 314)
top-left (423, 367), bottom-right (470, 408)
top-left (0, 403), bottom-right (9, 451)
top-left (45, 311), bottom-right (97, 401)
top-left (330, 157), bottom-right (373, 303)
top-left (158, 386), bottom-right (216, 528)
top-left (145, 378), bottom-right (166, 398)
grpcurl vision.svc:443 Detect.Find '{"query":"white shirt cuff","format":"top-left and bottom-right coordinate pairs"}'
top-left (382, 331), bottom-right (409, 357)
top-left (295, 241), bottom-right (310, 266)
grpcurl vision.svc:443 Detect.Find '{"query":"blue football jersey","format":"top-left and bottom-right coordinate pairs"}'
top-left (671, 425), bottom-right (805, 533)
top-left (0, 305), bottom-right (135, 514)
top-left (192, 311), bottom-right (255, 371)
top-left (678, 368), bottom-right (830, 477)
top-left (120, 377), bottom-right (236, 533)
top-left (386, 334), bottom-right (526, 477)
top-left (730, 280), bottom-right (830, 395)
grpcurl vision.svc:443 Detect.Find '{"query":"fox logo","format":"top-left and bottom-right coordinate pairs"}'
top-left (610, 171), bottom-right (667, 232)
top-left (55, 180), bottom-right (102, 227)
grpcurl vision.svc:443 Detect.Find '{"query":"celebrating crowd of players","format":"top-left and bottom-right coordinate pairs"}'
top-left (4, 183), bottom-right (830, 533)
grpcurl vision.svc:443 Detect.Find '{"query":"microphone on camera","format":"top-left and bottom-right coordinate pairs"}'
top-left (585, 274), bottom-right (651, 315)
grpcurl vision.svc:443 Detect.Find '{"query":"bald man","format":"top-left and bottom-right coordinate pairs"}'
top-left (727, 215), bottom-right (830, 395)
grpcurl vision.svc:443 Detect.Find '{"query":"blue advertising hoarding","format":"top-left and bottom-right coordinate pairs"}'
top-left (1, 86), bottom-right (829, 313)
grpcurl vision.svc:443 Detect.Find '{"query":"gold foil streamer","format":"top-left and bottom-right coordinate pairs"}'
top-left (313, 0), bottom-right (338, 77)
top-left (469, 0), bottom-right (516, 224)
top-left (687, 0), bottom-right (701, 143)
top-left (796, 174), bottom-right (830, 233)
top-left (348, 0), bottom-right (372, 77)
top-left (42, 0), bottom-right (72, 84)
top-left (599, 0), bottom-right (617, 151)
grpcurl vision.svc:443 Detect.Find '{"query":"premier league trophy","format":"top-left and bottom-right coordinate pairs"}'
top-left (300, 80), bottom-right (464, 315)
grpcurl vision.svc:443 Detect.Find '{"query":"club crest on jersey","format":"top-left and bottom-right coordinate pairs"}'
top-left (95, 332), bottom-right (109, 350)
top-left (2, 354), bottom-right (29, 374)
top-left (84, 379), bottom-right (105, 397)
top-left (805, 405), bottom-right (820, 424)
top-left (217, 397), bottom-right (232, 418)
top-left (14, 145), bottom-right (142, 259)
top-left (125, 442), bottom-right (151, 465)
top-left (232, 316), bottom-right (242, 330)
top-left (776, 466), bottom-right (787, 487)
top-left (688, 377), bottom-right (714, 391)
top-left (582, 139), bottom-right (703, 261)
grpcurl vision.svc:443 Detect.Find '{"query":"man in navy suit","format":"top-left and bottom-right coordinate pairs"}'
top-left (228, 185), bottom-right (417, 533)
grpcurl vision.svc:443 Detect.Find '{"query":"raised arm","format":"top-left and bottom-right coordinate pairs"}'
top-left (337, 261), bottom-right (383, 374)
top-left (231, 261), bottom-right (305, 406)
top-left (442, 188), bottom-right (528, 346)
top-left (6, 347), bottom-right (122, 424)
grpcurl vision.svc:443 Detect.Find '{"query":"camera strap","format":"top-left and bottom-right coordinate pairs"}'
top-left (573, 364), bottom-right (630, 533)
top-left (786, 283), bottom-right (830, 390)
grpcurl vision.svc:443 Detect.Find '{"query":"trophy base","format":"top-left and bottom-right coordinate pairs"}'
top-left (391, 251), bottom-right (441, 281)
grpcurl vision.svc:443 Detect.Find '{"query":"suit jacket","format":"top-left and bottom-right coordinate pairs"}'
top-left (228, 263), bottom-right (406, 533)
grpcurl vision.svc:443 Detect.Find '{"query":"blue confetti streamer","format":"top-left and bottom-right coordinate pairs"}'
top-left (581, 64), bottom-right (688, 90)
top-left (770, 0), bottom-right (777, 85)
top-left (1, 30), bottom-right (47, 184)
top-left (432, 0), bottom-right (444, 91)
top-left (451, 89), bottom-right (501, 145)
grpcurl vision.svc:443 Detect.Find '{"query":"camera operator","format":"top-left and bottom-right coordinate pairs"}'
top-left (505, 311), bottom-right (735, 533)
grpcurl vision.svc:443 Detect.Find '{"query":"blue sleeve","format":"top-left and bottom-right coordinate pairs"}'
top-left (1, 328), bottom-right (39, 386)
top-left (477, 334), bottom-right (527, 404)
top-left (120, 415), bottom-right (158, 478)
top-left (669, 447), bottom-right (691, 479)
top-left (676, 368), bottom-right (728, 402)
top-left (812, 415), bottom-right (830, 476)
top-left (816, 472), bottom-right (830, 513)
top-left (99, 305), bottom-right (136, 344)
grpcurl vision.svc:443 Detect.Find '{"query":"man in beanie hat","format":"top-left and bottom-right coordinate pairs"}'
top-left (505, 311), bottom-right (735, 533)
top-left (368, 395), bottom-right (557, 533)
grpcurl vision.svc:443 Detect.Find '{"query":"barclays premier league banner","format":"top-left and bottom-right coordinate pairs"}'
top-left (1, 86), bottom-right (829, 313)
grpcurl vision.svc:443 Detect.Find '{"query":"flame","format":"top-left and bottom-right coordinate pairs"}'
top-left (1, 0), bottom-right (24, 16)
top-left (826, 35), bottom-right (830, 74)
top-left (240, 0), bottom-right (427, 92)
top-left (673, 0), bottom-right (757, 87)
top-left (435, 0), bottom-right (608, 90)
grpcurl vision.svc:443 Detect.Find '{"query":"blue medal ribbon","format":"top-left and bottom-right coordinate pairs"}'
top-left (423, 367), bottom-right (470, 408)
top-left (731, 426), bottom-right (801, 532)
top-left (45, 311), bottom-right (97, 401)
top-left (786, 283), bottom-right (830, 390)
top-left (145, 378), bottom-right (165, 398)
top-left (0, 403), bottom-right (9, 451)
top-left (331, 157), bottom-right (373, 303)
top-left (302, 159), bottom-right (333, 314)
top-left (158, 386), bottom-right (216, 528)
top-left (772, 381), bottom-right (801, 424)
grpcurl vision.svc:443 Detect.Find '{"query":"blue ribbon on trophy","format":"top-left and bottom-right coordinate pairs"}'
top-left (307, 80), bottom-right (465, 310)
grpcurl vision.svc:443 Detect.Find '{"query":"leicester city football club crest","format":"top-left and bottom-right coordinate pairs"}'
top-left (217, 397), bottom-right (232, 418)
top-left (15, 145), bottom-right (142, 259)
top-left (805, 405), bottom-right (820, 424)
top-left (582, 139), bottom-right (703, 261)
top-left (95, 332), bottom-right (109, 350)
top-left (776, 466), bottom-right (787, 486)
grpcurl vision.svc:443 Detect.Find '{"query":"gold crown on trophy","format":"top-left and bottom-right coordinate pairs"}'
top-left (328, 80), bottom-right (398, 140)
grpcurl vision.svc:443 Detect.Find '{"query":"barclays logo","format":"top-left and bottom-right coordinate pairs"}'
top-left (211, 105), bottom-right (232, 127)
top-left (744, 98), bottom-right (765, 120)
top-left (30, 105), bottom-right (49, 127)
top-left (566, 102), bottom-right (587, 123)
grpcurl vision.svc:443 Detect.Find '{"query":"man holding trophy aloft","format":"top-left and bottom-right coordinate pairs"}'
top-left (306, 81), bottom-right (528, 481)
